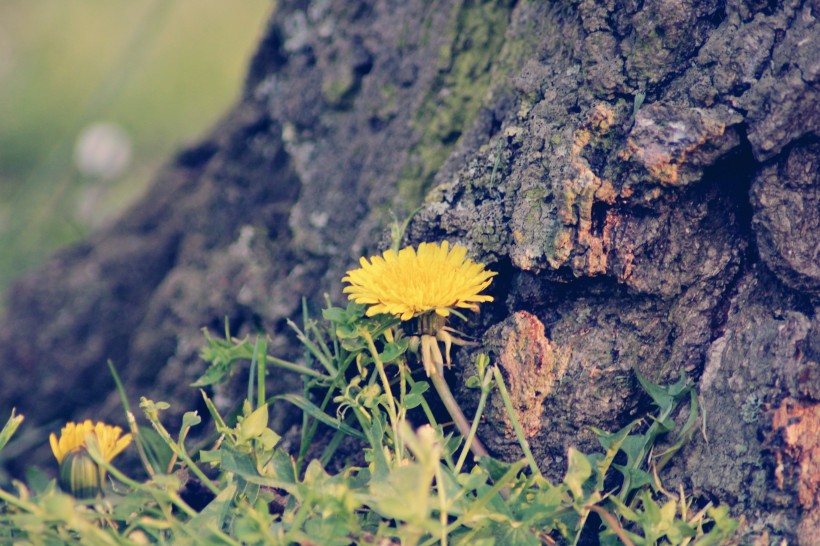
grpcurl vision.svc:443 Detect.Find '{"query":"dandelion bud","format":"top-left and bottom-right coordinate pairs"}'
top-left (407, 335), bottom-right (421, 355)
top-left (49, 420), bottom-right (132, 498)
top-left (59, 448), bottom-right (102, 499)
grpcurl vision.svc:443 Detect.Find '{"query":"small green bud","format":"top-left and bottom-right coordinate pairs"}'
top-left (59, 449), bottom-right (102, 499)
top-left (407, 335), bottom-right (420, 355)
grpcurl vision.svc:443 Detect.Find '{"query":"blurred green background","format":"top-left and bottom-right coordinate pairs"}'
top-left (0, 0), bottom-right (273, 297)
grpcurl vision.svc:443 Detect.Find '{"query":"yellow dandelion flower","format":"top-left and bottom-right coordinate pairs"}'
top-left (342, 241), bottom-right (493, 458)
top-left (50, 420), bottom-right (132, 498)
top-left (342, 241), bottom-right (496, 321)
top-left (49, 420), bottom-right (132, 464)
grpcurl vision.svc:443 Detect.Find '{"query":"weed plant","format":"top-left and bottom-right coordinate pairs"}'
top-left (0, 243), bottom-right (739, 545)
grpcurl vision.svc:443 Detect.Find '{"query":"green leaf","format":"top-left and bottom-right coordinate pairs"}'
top-left (606, 495), bottom-right (639, 522)
top-left (0, 409), bottom-right (24, 453)
top-left (479, 456), bottom-right (517, 483)
top-left (335, 322), bottom-right (360, 339)
top-left (41, 491), bottom-right (78, 521)
top-left (656, 389), bottom-right (700, 469)
top-left (457, 465), bottom-right (491, 492)
top-left (634, 370), bottom-right (690, 413)
top-left (193, 331), bottom-right (252, 387)
top-left (369, 462), bottom-right (434, 524)
top-left (186, 484), bottom-right (236, 533)
top-left (379, 339), bottom-right (408, 363)
top-left (403, 380), bottom-right (429, 409)
top-left (591, 420), bottom-right (639, 489)
top-left (564, 448), bottom-right (593, 501)
top-left (138, 424), bottom-right (174, 473)
top-left (329, 301), bottom-right (367, 322)
top-left (181, 411), bottom-right (202, 433)
top-left (409, 381), bottom-right (430, 396)
top-left (490, 521), bottom-right (541, 546)
top-left (403, 392), bottom-right (425, 409)
top-left (322, 306), bottom-right (349, 324)
top-left (140, 398), bottom-right (170, 416)
top-left (465, 375), bottom-right (482, 389)
top-left (364, 416), bottom-right (390, 480)
top-left (151, 472), bottom-right (184, 492)
top-left (238, 479), bottom-right (261, 509)
top-left (304, 516), bottom-right (358, 546)
top-left (618, 434), bottom-right (650, 468)
top-left (518, 482), bottom-right (565, 525)
top-left (704, 505), bottom-right (740, 541)
top-left (199, 449), bottom-right (221, 465)
top-left (23, 467), bottom-right (52, 496)
top-left (191, 360), bottom-right (233, 387)
top-left (612, 464), bottom-right (653, 495)
top-left (336, 321), bottom-right (367, 352)
top-left (109, 489), bottom-right (158, 521)
top-left (221, 445), bottom-right (261, 479)
top-left (648, 414), bottom-right (676, 434)
top-left (301, 458), bottom-right (329, 485)
top-left (262, 449), bottom-right (297, 484)
top-left (258, 428), bottom-right (281, 451)
top-left (238, 404), bottom-right (269, 442)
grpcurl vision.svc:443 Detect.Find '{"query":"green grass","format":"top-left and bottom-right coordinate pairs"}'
top-left (0, 0), bottom-right (272, 294)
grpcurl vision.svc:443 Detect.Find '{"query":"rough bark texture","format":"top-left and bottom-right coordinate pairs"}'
top-left (2, 0), bottom-right (818, 541)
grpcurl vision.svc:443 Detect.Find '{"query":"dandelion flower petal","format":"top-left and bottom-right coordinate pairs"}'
top-left (342, 241), bottom-right (496, 320)
top-left (50, 420), bottom-right (132, 464)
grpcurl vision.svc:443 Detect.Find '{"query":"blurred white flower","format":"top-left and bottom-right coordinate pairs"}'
top-left (73, 122), bottom-right (132, 180)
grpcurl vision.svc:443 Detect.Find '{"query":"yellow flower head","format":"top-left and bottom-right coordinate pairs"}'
top-left (342, 241), bottom-right (496, 321)
top-left (49, 420), bottom-right (132, 464)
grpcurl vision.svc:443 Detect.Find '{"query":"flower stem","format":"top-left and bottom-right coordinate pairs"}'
top-left (0, 486), bottom-right (39, 513)
top-left (429, 360), bottom-right (488, 460)
top-left (143, 411), bottom-right (221, 496)
top-left (424, 334), bottom-right (488, 459)
top-left (361, 330), bottom-right (402, 456)
top-left (265, 355), bottom-right (330, 380)
top-left (491, 366), bottom-right (543, 480)
top-left (107, 360), bottom-right (157, 477)
top-left (454, 369), bottom-right (492, 474)
top-left (435, 462), bottom-right (448, 546)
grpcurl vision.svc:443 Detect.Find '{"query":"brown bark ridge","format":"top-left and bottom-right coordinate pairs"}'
top-left (1, 0), bottom-right (817, 541)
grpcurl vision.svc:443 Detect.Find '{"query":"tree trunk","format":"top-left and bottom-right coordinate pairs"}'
top-left (2, 0), bottom-right (817, 541)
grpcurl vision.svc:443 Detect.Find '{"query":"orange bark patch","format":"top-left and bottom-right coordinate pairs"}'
top-left (491, 311), bottom-right (568, 438)
top-left (556, 103), bottom-right (619, 275)
top-left (619, 105), bottom-right (742, 187)
top-left (771, 398), bottom-right (820, 510)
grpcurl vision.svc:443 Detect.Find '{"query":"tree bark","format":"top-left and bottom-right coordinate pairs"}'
top-left (1, 0), bottom-right (817, 541)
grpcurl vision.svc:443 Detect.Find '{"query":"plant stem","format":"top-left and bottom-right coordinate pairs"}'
top-left (423, 335), bottom-right (488, 459)
top-left (0, 486), bottom-right (39, 513)
top-left (265, 355), bottom-right (330, 380)
top-left (419, 459), bottom-right (527, 546)
top-left (491, 367), bottom-right (542, 480)
top-left (435, 463), bottom-right (448, 546)
top-left (92, 454), bottom-right (198, 519)
top-left (362, 330), bottom-right (402, 456)
top-left (144, 414), bottom-right (220, 496)
top-left (255, 336), bottom-right (267, 409)
top-left (107, 360), bottom-right (157, 477)
top-left (430, 373), bottom-right (488, 459)
top-left (454, 372), bottom-right (492, 474)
